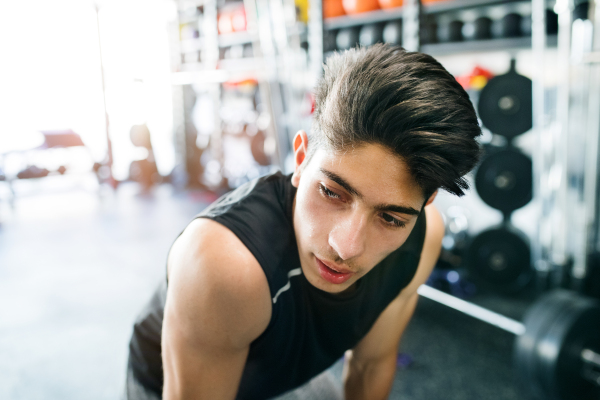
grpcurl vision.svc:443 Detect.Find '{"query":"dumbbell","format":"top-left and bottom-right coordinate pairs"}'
top-left (574, 1), bottom-right (590, 21)
top-left (492, 13), bottom-right (523, 38)
top-left (420, 17), bottom-right (437, 44)
top-left (438, 19), bottom-right (464, 42)
top-left (462, 16), bottom-right (493, 41)
top-left (359, 23), bottom-right (383, 46)
top-left (418, 286), bottom-right (600, 400)
top-left (383, 20), bottom-right (402, 45)
top-left (324, 30), bottom-right (338, 52)
top-left (520, 9), bottom-right (559, 36)
top-left (336, 27), bottom-right (360, 50)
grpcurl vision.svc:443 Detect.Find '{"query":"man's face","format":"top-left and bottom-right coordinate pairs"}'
top-left (291, 137), bottom-right (428, 294)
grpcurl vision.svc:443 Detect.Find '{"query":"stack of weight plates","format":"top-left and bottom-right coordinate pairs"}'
top-left (466, 59), bottom-right (534, 293)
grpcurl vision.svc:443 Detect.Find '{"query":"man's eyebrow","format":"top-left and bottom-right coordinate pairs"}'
top-left (319, 168), bottom-right (422, 216)
top-left (320, 168), bottom-right (362, 197)
top-left (374, 203), bottom-right (421, 216)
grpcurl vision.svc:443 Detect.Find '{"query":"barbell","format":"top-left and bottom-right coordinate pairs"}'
top-left (417, 285), bottom-right (600, 400)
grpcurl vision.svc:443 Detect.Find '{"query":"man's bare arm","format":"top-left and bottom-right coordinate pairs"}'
top-left (343, 204), bottom-right (444, 400)
top-left (162, 218), bottom-right (272, 400)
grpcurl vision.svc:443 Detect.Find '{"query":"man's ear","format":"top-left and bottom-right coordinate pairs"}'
top-left (291, 130), bottom-right (309, 188)
top-left (425, 190), bottom-right (438, 207)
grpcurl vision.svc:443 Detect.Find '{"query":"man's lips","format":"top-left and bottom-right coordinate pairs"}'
top-left (315, 257), bottom-right (355, 284)
top-left (317, 258), bottom-right (353, 274)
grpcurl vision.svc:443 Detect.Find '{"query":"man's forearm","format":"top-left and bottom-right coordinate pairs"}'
top-left (343, 351), bottom-right (398, 400)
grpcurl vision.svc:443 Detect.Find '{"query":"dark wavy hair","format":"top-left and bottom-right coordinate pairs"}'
top-left (310, 44), bottom-right (482, 198)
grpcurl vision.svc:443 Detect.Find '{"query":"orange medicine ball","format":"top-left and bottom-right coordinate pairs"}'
top-left (343, 0), bottom-right (380, 15)
top-left (324, 0), bottom-right (345, 18)
top-left (378, 0), bottom-right (402, 9)
top-left (231, 6), bottom-right (246, 31)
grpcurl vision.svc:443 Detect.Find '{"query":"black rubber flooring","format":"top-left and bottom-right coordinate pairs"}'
top-left (390, 296), bottom-right (529, 400)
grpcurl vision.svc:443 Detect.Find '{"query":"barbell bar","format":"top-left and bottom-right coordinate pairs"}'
top-left (417, 285), bottom-right (600, 400)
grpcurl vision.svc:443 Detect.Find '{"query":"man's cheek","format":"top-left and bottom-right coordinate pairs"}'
top-left (301, 200), bottom-right (330, 242)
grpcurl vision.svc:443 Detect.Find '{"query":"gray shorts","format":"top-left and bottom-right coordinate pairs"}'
top-left (122, 367), bottom-right (343, 400)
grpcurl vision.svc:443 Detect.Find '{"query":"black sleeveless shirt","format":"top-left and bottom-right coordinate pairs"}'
top-left (128, 172), bottom-right (427, 399)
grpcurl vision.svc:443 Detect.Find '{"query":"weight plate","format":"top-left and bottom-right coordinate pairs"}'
top-left (541, 294), bottom-right (600, 400)
top-left (514, 290), bottom-right (578, 400)
top-left (478, 62), bottom-right (532, 139)
top-left (466, 225), bottom-right (531, 292)
top-left (475, 148), bottom-right (533, 214)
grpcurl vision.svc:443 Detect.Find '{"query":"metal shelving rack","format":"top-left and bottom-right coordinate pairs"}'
top-left (171, 0), bottom-right (311, 187)
top-left (323, 7), bottom-right (405, 29)
top-left (314, 0), bottom-right (558, 58)
top-left (421, 35), bottom-right (557, 55)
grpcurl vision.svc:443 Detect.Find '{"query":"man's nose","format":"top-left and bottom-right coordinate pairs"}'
top-left (328, 211), bottom-right (367, 261)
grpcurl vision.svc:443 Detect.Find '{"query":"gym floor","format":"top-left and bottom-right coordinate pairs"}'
top-left (0, 178), bottom-right (530, 400)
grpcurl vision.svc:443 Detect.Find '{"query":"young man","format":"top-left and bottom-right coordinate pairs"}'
top-left (125, 44), bottom-right (481, 400)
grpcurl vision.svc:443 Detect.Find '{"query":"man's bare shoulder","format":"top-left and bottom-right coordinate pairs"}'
top-left (166, 218), bottom-right (272, 348)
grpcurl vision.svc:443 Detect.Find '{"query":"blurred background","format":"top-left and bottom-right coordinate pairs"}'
top-left (1, 0), bottom-right (599, 399)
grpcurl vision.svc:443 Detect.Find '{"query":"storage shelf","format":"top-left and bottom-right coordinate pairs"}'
top-left (178, 13), bottom-right (200, 25)
top-left (423, 0), bottom-right (524, 14)
top-left (180, 62), bottom-right (209, 72)
top-left (172, 70), bottom-right (230, 85)
top-left (218, 57), bottom-right (265, 73)
top-left (173, 58), bottom-right (268, 85)
top-left (218, 31), bottom-right (258, 47)
top-left (322, 0), bottom-right (534, 30)
top-left (177, 0), bottom-right (205, 10)
top-left (180, 38), bottom-right (205, 53)
top-left (421, 34), bottom-right (557, 56)
top-left (324, 8), bottom-right (404, 30)
top-left (217, 27), bottom-right (305, 47)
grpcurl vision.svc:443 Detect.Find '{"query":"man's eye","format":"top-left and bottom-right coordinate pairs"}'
top-left (319, 184), bottom-right (340, 199)
top-left (381, 213), bottom-right (406, 228)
